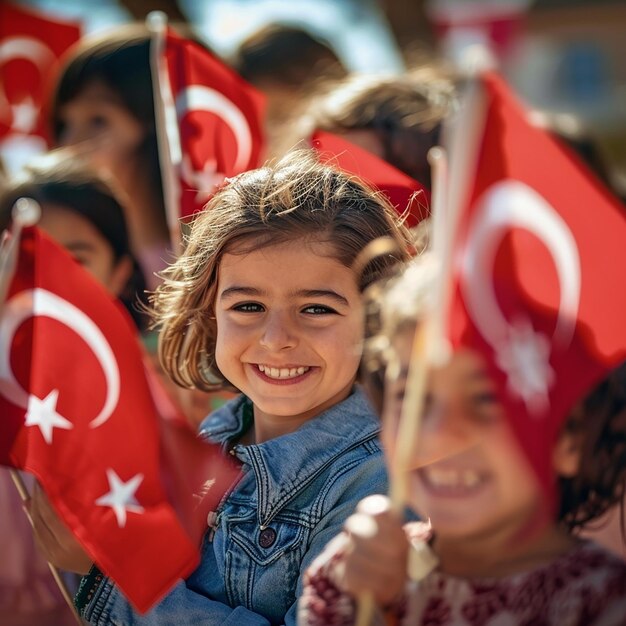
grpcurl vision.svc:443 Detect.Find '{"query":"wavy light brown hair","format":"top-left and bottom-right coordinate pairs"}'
top-left (150, 149), bottom-right (412, 392)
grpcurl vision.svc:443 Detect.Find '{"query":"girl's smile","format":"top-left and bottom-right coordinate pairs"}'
top-left (252, 363), bottom-right (313, 383)
top-left (416, 465), bottom-right (489, 496)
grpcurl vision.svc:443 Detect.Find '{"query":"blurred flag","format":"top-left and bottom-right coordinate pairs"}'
top-left (0, 3), bottom-right (81, 174)
top-left (426, 0), bottom-right (530, 65)
top-left (311, 130), bottom-right (429, 228)
top-left (151, 25), bottom-right (266, 228)
top-left (447, 71), bottom-right (626, 500)
top-left (0, 227), bottom-right (239, 613)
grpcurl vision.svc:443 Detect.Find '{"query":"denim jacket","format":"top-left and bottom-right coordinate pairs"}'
top-left (79, 385), bottom-right (387, 625)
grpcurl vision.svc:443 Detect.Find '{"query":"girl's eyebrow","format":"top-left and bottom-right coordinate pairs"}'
top-left (219, 286), bottom-right (350, 307)
top-left (291, 289), bottom-right (350, 307)
top-left (219, 286), bottom-right (265, 300)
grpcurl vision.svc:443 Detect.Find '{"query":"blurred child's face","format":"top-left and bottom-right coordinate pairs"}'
top-left (214, 236), bottom-right (364, 437)
top-left (39, 204), bottom-right (130, 296)
top-left (55, 80), bottom-right (146, 185)
top-left (382, 328), bottom-right (542, 542)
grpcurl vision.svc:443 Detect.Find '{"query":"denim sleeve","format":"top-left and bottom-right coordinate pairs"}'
top-left (80, 578), bottom-right (273, 626)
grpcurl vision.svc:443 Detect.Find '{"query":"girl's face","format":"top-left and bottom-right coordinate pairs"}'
top-left (383, 328), bottom-right (543, 542)
top-left (39, 203), bottom-right (131, 296)
top-left (55, 80), bottom-right (146, 184)
top-left (214, 237), bottom-right (364, 441)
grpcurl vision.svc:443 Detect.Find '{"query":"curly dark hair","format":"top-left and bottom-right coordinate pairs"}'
top-left (559, 361), bottom-right (626, 534)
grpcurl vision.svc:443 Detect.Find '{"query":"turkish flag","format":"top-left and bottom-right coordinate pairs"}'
top-left (154, 28), bottom-right (266, 220)
top-left (311, 130), bottom-right (429, 228)
top-left (0, 3), bottom-right (81, 168)
top-left (447, 72), bottom-right (626, 501)
top-left (0, 228), bottom-right (239, 612)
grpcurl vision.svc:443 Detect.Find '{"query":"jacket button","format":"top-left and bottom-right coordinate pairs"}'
top-left (258, 527), bottom-right (276, 548)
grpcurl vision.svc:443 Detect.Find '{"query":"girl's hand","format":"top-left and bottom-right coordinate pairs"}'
top-left (28, 481), bottom-right (93, 575)
top-left (335, 494), bottom-right (409, 608)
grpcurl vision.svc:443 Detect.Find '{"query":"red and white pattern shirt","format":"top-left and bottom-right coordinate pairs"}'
top-left (298, 529), bottom-right (626, 626)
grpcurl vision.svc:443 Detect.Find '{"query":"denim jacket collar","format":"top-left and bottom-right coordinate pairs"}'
top-left (199, 386), bottom-right (380, 525)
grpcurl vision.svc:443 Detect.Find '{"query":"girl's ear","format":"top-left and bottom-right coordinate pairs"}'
top-left (552, 425), bottom-right (584, 478)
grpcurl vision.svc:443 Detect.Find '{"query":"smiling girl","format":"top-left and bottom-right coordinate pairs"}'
top-left (35, 149), bottom-right (413, 624)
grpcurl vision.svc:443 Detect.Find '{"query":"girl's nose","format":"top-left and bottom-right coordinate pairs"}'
top-left (414, 404), bottom-right (478, 466)
top-left (259, 312), bottom-right (297, 351)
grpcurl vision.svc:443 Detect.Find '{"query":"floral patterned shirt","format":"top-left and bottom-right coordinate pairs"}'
top-left (298, 526), bottom-right (626, 626)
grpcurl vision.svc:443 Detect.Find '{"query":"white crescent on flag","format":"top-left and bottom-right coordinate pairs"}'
top-left (0, 288), bottom-right (120, 429)
top-left (0, 35), bottom-right (55, 120)
top-left (0, 35), bottom-right (55, 70)
top-left (175, 85), bottom-right (253, 173)
top-left (459, 179), bottom-right (582, 414)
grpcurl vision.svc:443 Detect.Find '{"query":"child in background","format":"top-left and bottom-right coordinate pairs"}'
top-left (231, 23), bottom-right (348, 159)
top-left (299, 251), bottom-right (626, 625)
top-left (30, 149), bottom-right (412, 625)
top-left (49, 24), bottom-right (169, 291)
top-left (292, 67), bottom-right (457, 189)
top-left (0, 154), bottom-right (141, 324)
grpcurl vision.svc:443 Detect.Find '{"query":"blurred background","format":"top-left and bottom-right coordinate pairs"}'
top-left (6, 0), bottom-right (626, 198)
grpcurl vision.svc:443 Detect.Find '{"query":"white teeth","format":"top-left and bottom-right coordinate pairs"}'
top-left (257, 365), bottom-right (310, 379)
top-left (425, 468), bottom-right (482, 489)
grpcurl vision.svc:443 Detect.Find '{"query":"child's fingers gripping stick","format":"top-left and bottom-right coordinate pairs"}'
top-left (338, 495), bottom-right (409, 607)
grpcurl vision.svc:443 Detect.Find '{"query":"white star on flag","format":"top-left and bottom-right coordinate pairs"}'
top-left (181, 154), bottom-right (225, 202)
top-left (25, 390), bottom-right (73, 444)
top-left (495, 319), bottom-right (555, 416)
top-left (10, 97), bottom-right (39, 134)
top-left (96, 468), bottom-right (145, 528)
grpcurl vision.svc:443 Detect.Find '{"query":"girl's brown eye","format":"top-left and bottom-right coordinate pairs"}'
top-left (233, 302), bottom-right (264, 313)
top-left (302, 305), bottom-right (336, 315)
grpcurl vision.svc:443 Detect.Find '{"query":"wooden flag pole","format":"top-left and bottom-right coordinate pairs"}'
top-left (354, 148), bottom-right (446, 625)
top-left (147, 10), bottom-right (183, 257)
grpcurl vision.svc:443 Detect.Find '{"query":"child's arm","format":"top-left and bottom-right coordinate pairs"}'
top-left (297, 495), bottom-right (409, 626)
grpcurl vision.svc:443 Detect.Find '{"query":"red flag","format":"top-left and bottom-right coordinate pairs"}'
top-left (0, 227), bottom-right (239, 613)
top-left (447, 72), bottom-right (626, 500)
top-left (311, 130), bottom-right (429, 227)
top-left (154, 28), bottom-right (266, 221)
top-left (0, 3), bottom-right (81, 170)
top-left (427, 0), bottom-right (528, 61)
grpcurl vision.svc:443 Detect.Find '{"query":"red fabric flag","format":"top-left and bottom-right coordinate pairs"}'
top-left (447, 72), bottom-right (626, 501)
top-left (155, 28), bottom-right (266, 220)
top-left (0, 3), bottom-right (81, 167)
top-left (311, 130), bottom-right (429, 227)
top-left (0, 228), bottom-right (239, 613)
